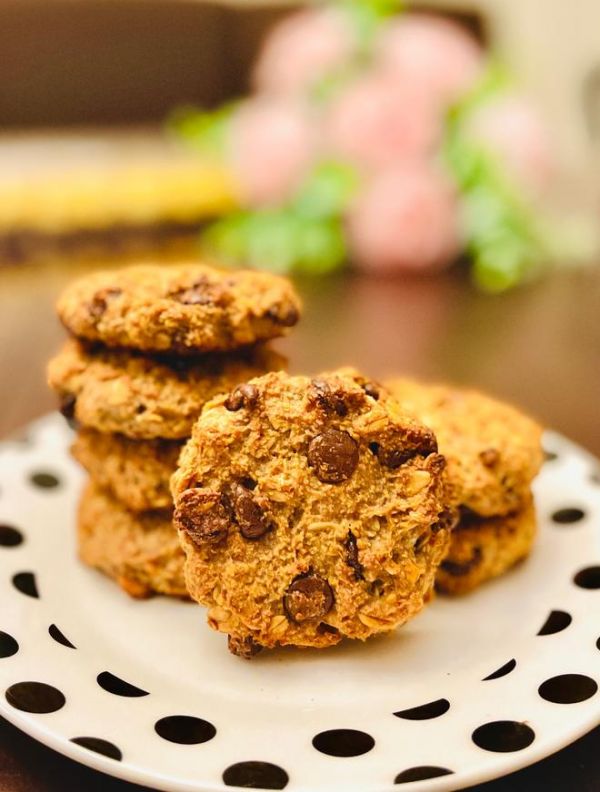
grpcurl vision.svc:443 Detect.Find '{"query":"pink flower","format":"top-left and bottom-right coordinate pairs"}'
top-left (468, 95), bottom-right (554, 194)
top-left (347, 163), bottom-right (462, 273)
top-left (326, 73), bottom-right (440, 171)
top-left (229, 98), bottom-right (316, 207)
top-left (376, 14), bottom-right (484, 106)
top-left (252, 7), bottom-right (354, 96)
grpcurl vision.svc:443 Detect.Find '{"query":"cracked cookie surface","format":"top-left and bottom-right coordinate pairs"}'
top-left (56, 263), bottom-right (301, 353)
top-left (72, 429), bottom-right (182, 512)
top-left (47, 338), bottom-right (284, 439)
top-left (171, 370), bottom-right (452, 656)
top-left (78, 483), bottom-right (186, 599)
top-left (386, 379), bottom-right (543, 517)
top-left (436, 499), bottom-right (537, 595)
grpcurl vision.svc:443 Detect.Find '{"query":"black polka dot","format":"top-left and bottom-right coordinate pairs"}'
top-left (6, 681), bottom-right (65, 713)
top-left (49, 624), bottom-right (76, 649)
top-left (394, 766), bottom-right (453, 783)
top-left (472, 721), bottom-right (535, 753)
top-left (223, 761), bottom-right (288, 789)
top-left (543, 449), bottom-right (558, 462)
top-left (0, 631), bottom-right (19, 658)
top-left (97, 671), bottom-right (148, 698)
top-left (552, 508), bottom-right (585, 524)
top-left (538, 674), bottom-right (597, 704)
top-left (71, 737), bottom-right (122, 761)
top-left (29, 472), bottom-right (61, 489)
top-left (483, 659), bottom-right (517, 681)
top-left (596, 636), bottom-right (600, 651)
top-left (12, 572), bottom-right (39, 598)
top-left (537, 610), bottom-right (572, 635)
top-left (0, 525), bottom-right (23, 547)
top-left (574, 566), bottom-right (600, 590)
top-left (155, 715), bottom-right (216, 744)
top-left (312, 729), bottom-right (374, 757)
top-left (393, 698), bottom-right (450, 720)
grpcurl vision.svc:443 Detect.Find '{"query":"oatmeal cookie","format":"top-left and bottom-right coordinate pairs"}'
top-left (78, 483), bottom-right (186, 599)
top-left (436, 499), bottom-right (537, 595)
top-left (72, 430), bottom-right (181, 512)
top-left (386, 379), bottom-right (543, 517)
top-left (56, 263), bottom-right (301, 353)
top-left (171, 370), bottom-right (453, 656)
top-left (47, 338), bottom-right (284, 439)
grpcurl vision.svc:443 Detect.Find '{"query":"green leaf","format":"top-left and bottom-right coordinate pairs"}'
top-left (201, 209), bottom-right (347, 275)
top-left (293, 216), bottom-right (347, 274)
top-left (168, 102), bottom-right (237, 157)
top-left (293, 161), bottom-right (359, 219)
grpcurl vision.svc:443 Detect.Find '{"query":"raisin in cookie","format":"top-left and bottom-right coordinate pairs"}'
top-left (78, 483), bottom-right (186, 599)
top-left (56, 263), bottom-right (301, 353)
top-left (171, 370), bottom-right (453, 657)
top-left (436, 499), bottom-right (537, 595)
top-left (386, 379), bottom-right (543, 517)
top-left (72, 430), bottom-right (181, 512)
top-left (47, 339), bottom-right (284, 439)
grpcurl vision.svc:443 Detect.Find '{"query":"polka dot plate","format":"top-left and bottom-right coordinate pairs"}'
top-left (0, 414), bottom-right (599, 792)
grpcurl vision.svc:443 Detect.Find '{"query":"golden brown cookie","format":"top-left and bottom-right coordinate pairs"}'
top-left (171, 370), bottom-right (453, 657)
top-left (72, 430), bottom-right (181, 512)
top-left (56, 263), bottom-right (301, 353)
top-left (47, 338), bottom-right (284, 439)
top-left (385, 379), bottom-right (543, 517)
top-left (435, 499), bottom-right (537, 595)
top-left (78, 482), bottom-right (186, 599)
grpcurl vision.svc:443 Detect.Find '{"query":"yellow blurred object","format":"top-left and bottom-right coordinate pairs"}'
top-left (0, 129), bottom-right (237, 235)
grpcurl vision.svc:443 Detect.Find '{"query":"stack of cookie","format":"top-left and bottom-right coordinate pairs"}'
top-left (386, 379), bottom-right (543, 595)
top-left (47, 263), bottom-right (301, 598)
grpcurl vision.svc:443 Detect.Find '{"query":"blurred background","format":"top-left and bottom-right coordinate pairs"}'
top-left (0, 0), bottom-right (599, 440)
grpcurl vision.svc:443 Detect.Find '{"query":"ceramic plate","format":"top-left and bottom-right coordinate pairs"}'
top-left (0, 414), bottom-right (599, 792)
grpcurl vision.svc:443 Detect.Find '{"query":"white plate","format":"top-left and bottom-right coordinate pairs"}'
top-left (0, 414), bottom-right (599, 792)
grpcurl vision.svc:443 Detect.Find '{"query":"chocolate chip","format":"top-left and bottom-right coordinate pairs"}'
top-left (414, 530), bottom-right (431, 552)
top-left (344, 531), bottom-right (364, 581)
top-left (266, 303), bottom-right (300, 327)
top-left (373, 446), bottom-right (414, 469)
top-left (227, 634), bottom-right (263, 659)
top-left (283, 575), bottom-right (334, 623)
top-left (59, 394), bottom-right (76, 420)
top-left (308, 379), bottom-right (348, 417)
top-left (317, 622), bottom-right (339, 636)
top-left (370, 429), bottom-right (438, 469)
top-left (224, 384), bottom-right (259, 412)
top-left (441, 547), bottom-right (483, 577)
top-left (230, 483), bottom-right (271, 540)
top-left (480, 448), bottom-right (500, 467)
top-left (174, 489), bottom-right (230, 546)
top-left (308, 429), bottom-right (359, 484)
top-left (431, 508), bottom-right (458, 534)
top-left (88, 287), bottom-right (122, 319)
top-left (169, 277), bottom-right (226, 306)
top-left (362, 381), bottom-right (380, 400)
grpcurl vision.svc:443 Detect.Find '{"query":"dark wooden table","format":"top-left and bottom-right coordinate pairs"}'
top-left (0, 258), bottom-right (599, 791)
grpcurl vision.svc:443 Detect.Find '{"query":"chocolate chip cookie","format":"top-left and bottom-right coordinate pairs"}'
top-left (436, 499), bottom-right (537, 595)
top-left (78, 483), bottom-right (186, 599)
top-left (171, 370), bottom-right (453, 656)
top-left (72, 429), bottom-right (181, 512)
top-left (56, 263), bottom-right (301, 353)
top-left (47, 338), bottom-right (284, 439)
top-left (385, 379), bottom-right (543, 517)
